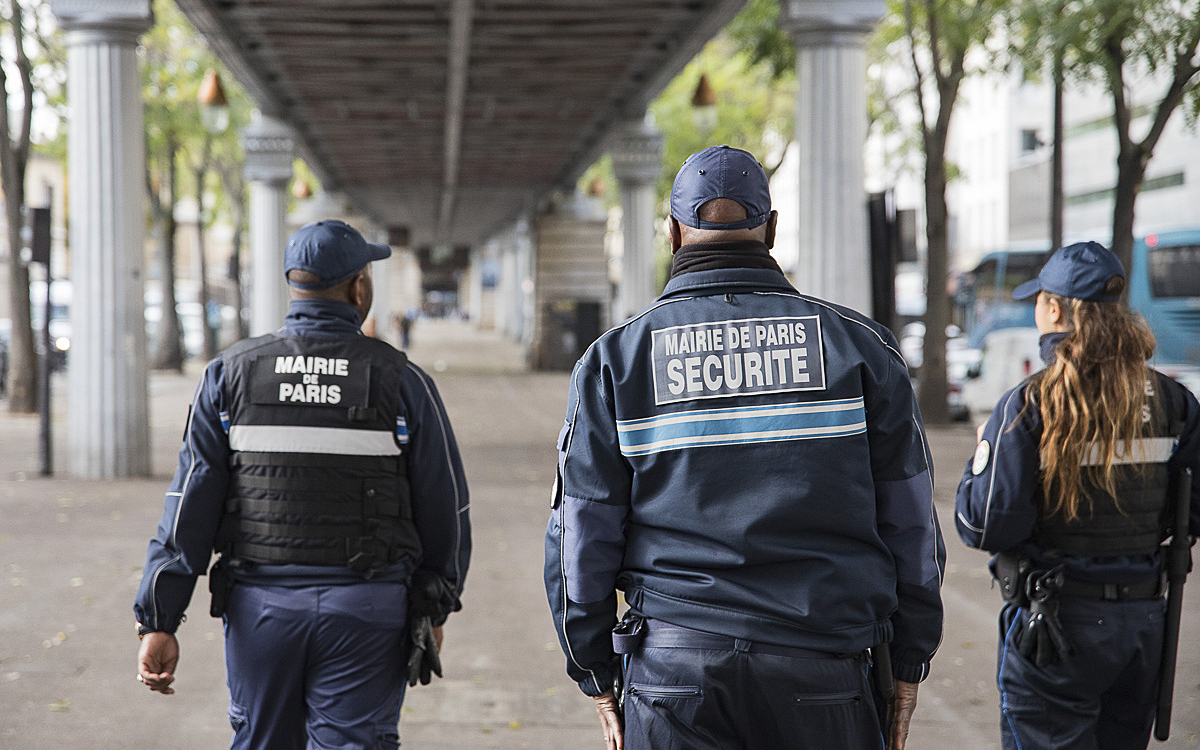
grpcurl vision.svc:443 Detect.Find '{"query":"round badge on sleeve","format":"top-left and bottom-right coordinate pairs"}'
top-left (971, 440), bottom-right (991, 476)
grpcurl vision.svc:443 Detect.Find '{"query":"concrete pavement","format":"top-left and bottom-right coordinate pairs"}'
top-left (1, 318), bottom-right (1196, 749)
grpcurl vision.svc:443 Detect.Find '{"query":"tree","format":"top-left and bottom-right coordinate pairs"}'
top-left (1, 1), bottom-right (59, 413)
top-left (890, 0), bottom-right (1002, 424)
top-left (652, 8), bottom-right (796, 200)
top-left (1016, 0), bottom-right (1200, 279)
top-left (142, 0), bottom-right (249, 368)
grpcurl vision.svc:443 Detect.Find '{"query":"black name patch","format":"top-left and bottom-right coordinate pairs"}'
top-left (250, 354), bottom-right (370, 407)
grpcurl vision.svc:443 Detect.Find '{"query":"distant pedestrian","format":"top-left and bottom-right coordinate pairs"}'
top-left (955, 241), bottom-right (1200, 750)
top-left (399, 312), bottom-right (413, 349)
top-left (133, 219), bottom-right (471, 750)
top-left (545, 145), bottom-right (944, 750)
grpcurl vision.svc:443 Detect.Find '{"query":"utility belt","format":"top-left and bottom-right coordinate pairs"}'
top-left (613, 615), bottom-right (854, 660)
top-left (993, 550), bottom-right (1163, 606)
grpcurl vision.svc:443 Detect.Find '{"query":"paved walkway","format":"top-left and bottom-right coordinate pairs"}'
top-left (0, 319), bottom-right (1196, 749)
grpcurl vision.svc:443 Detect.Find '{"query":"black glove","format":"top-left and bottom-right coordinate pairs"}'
top-left (406, 615), bottom-right (443, 687)
top-left (410, 570), bottom-right (461, 623)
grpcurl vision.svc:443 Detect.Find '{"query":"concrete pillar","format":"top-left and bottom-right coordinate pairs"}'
top-left (242, 113), bottom-right (294, 336)
top-left (467, 247), bottom-right (484, 325)
top-left (53, 0), bottom-right (153, 478)
top-left (610, 115), bottom-right (663, 321)
top-left (369, 238), bottom-right (393, 343)
top-left (782, 0), bottom-right (883, 314)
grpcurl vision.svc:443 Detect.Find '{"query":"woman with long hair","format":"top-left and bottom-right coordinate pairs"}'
top-left (955, 241), bottom-right (1199, 750)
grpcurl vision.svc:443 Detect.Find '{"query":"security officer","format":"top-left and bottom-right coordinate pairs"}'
top-left (544, 146), bottom-right (945, 750)
top-left (955, 241), bottom-right (1200, 750)
top-left (133, 219), bottom-right (471, 750)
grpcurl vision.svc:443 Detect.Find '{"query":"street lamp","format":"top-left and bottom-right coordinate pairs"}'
top-left (691, 73), bottom-right (717, 133)
top-left (198, 68), bottom-right (230, 135)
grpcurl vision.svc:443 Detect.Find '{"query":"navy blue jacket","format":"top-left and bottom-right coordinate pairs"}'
top-left (955, 369), bottom-right (1200, 581)
top-left (134, 300), bottom-right (471, 633)
top-left (545, 266), bottom-right (945, 696)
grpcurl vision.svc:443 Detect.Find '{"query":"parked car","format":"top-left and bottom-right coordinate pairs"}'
top-left (961, 327), bottom-right (1042, 425)
top-left (899, 321), bottom-right (971, 420)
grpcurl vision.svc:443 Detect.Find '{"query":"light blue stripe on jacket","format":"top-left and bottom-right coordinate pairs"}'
top-left (616, 397), bottom-right (866, 457)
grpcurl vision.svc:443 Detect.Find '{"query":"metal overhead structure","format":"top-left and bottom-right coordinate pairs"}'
top-left (173, 0), bottom-right (748, 249)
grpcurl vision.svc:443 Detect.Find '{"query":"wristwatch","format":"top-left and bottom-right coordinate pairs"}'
top-left (136, 623), bottom-right (155, 640)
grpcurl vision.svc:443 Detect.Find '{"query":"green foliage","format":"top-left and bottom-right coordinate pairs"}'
top-left (725, 0), bottom-right (795, 79)
top-left (649, 34), bottom-right (795, 200)
top-left (1009, 0), bottom-right (1200, 112)
top-left (141, 0), bottom-right (254, 215)
top-left (577, 1), bottom-right (795, 210)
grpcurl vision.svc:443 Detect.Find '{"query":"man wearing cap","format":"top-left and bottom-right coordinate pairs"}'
top-left (544, 146), bottom-right (944, 750)
top-left (133, 219), bottom-right (471, 750)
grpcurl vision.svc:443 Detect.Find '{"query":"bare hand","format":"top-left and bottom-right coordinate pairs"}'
top-left (433, 625), bottom-right (444, 651)
top-left (886, 679), bottom-right (919, 750)
top-left (137, 632), bottom-right (179, 695)
top-left (976, 422), bottom-right (988, 441)
top-left (593, 689), bottom-right (623, 750)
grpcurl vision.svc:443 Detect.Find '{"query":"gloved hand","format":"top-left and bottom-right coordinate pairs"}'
top-left (410, 570), bottom-right (461, 623)
top-left (406, 615), bottom-right (443, 687)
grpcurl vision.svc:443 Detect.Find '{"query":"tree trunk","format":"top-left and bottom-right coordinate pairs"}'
top-left (151, 134), bottom-right (185, 371)
top-left (229, 205), bottom-right (247, 341)
top-left (1, 2), bottom-right (34, 413)
top-left (1110, 144), bottom-right (1144, 295)
top-left (195, 143), bottom-right (215, 360)
top-left (217, 159), bottom-right (248, 340)
top-left (1050, 53), bottom-right (1064, 251)
top-left (6, 202), bottom-right (34, 413)
top-left (919, 143), bottom-right (951, 425)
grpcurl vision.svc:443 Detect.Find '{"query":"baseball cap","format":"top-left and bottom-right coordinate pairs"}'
top-left (1012, 241), bottom-right (1125, 303)
top-left (284, 220), bottom-right (391, 290)
top-left (670, 145), bottom-right (772, 230)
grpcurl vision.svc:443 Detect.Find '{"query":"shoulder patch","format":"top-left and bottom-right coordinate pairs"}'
top-left (971, 439), bottom-right (991, 476)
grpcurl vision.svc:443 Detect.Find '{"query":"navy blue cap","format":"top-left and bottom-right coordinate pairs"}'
top-left (284, 220), bottom-right (391, 290)
top-left (1012, 241), bottom-right (1125, 303)
top-left (670, 145), bottom-right (772, 230)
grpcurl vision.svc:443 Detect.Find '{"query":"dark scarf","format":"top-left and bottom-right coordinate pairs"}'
top-left (1039, 330), bottom-right (1070, 366)
top-left (669, 240), bottom-right (782, 279)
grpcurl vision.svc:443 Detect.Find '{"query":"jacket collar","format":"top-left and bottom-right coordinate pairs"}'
top-left (660, 266), bottom-right (797, 299)
top-left (284, 299), bottom-right (363, 338)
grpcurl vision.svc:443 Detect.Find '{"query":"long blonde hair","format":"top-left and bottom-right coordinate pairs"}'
top-left (1032, 277), bottom-right (1157, 522)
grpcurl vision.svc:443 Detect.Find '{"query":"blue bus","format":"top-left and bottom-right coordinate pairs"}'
top-left (1132, 230), bottom-right (1200, 366)
top-left (957, 232), bottom-right (1200, 368)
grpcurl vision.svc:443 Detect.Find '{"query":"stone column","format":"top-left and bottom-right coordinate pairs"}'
top-left (368, 230), bottom-right (393, 343)
top-left (241, 113), bottom-right (294, 336)
top-left (782, 0), bottom-right (883, 314)
top-left (53, 0), bottom-right (153, 478)
top-left (610, 115), bottom-right (663, 321)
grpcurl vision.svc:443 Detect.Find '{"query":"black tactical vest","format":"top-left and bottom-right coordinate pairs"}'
top-left (1034, 372), bottom-right (1185, 556)
top-left (217, 332), bottom-right (422, 575)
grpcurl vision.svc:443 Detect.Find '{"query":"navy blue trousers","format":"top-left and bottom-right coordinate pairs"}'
top-left (223, 581), bottom-right (409, 750)
top-left (622, 624), bottom-right (883, 750)
top-left (996, 598), bottom-right (1165, 750)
